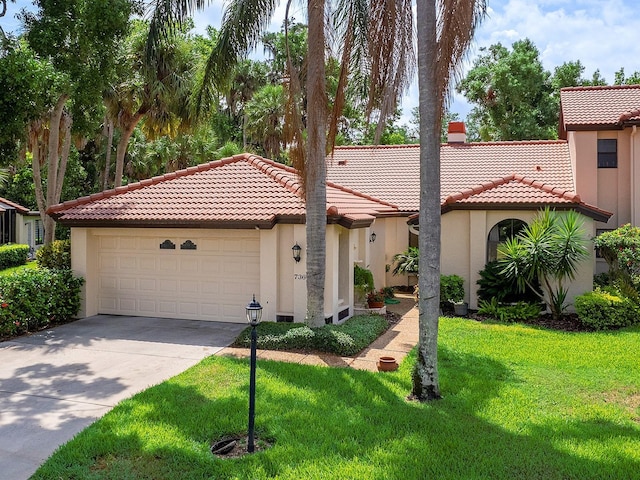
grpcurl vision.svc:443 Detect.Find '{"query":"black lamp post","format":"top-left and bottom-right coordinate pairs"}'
top-left (245, 294), bottom-right (262, 453)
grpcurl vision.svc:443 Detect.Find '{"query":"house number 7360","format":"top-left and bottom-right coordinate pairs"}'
top-left (294, 274), bottom-right (307, 280)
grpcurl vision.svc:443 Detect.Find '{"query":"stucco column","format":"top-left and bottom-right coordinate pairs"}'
top-left (324, 225), bottom-right (339, 323)
top-left (292, 224), bottom-right (307, 322)
top-left (259, 228), bottom-right (278, 322)
top-left (468, 211), bottom-right (487, 309)
top-left (71, 228), bottom-right (98, 318)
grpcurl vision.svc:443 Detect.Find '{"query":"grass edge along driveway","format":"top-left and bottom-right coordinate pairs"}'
top-left (33, 318), bottom-right (640, 480)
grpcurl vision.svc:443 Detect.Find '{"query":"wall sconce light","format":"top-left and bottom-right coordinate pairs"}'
top-left (292, 243), bottom-right (302, 262)
top-left (369, 232), bottom-right (377, 243)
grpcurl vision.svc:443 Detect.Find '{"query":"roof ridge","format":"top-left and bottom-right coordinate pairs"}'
top-left (561, 84), bottom-right (640, 92)
top-left (325, 179), bottom-right (398, 209)
top-left (47, 154), bottom-right (251, 215)
top-left (244, 154), bottom-right (303, 197)
top-left (443, 173), bottom-right (580, 205)
top-left (618, 108), bottom-right (640, 124)
top-left (332, 144), bottom-right (420, 151)
top-left (443, 140), bottom-right (568, 147)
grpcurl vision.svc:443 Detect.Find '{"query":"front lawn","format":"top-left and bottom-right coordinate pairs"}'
top-left (33, 319), bottom-right (640, 479)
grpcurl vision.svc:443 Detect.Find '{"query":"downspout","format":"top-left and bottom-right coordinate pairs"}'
top-left (632, 125), bottom-right (638, 225)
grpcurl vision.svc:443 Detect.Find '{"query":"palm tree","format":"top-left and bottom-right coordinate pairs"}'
top-left (413, 0), bottom-right (486, 401)
top-left (245, 83), bottom-right (286, 160)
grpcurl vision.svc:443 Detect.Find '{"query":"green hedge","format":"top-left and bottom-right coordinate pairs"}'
top-left (232, 314), bottom-right (389, 356)
top-left (0, 268), bottom-right (84, 337)
top-left (440, 274), bottom-right (465, 304)
top-left (0, 244), bottom-right (29, 270)
top-left (36, 239), bottom-right (71, 270)
top-left (574, 289), bottom-right (639, 331)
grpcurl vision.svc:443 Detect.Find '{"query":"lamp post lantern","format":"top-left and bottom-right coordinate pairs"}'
top-left (245, 294), bottom-right (262, 453)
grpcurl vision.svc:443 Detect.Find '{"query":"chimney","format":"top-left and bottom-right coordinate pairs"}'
top-left (447, 121), bottom-right (466, 143)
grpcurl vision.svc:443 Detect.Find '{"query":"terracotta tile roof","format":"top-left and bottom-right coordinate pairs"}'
top-left (0, 197), bottom-right (30, 214)
top-left (560, 85), bottom-right (640, 130)
top-left (326, 141), bottom-right (575, 211)
top-left (48, 154), bottom-right (396, 229)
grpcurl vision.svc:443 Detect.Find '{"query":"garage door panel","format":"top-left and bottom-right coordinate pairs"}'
top-left (97, 232), bottom-right (259, 322)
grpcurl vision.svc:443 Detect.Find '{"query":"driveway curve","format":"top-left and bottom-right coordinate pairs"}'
top-left (0, 315), bottom-right (245, 479)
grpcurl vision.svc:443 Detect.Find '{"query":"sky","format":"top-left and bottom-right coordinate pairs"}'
top-left (3, 0), bottom-right (640, 123)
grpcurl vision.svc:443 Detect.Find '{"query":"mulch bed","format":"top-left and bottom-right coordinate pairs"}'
top-left (468, 312), bottom-right (586, 332)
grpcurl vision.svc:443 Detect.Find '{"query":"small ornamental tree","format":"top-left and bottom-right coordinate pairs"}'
top-left (498, 208), bottom-right (589, 319)
top-left (593, 224), bottom-right (640, 299)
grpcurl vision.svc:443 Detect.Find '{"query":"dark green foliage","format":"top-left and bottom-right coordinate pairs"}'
top-left (0, 244), bottom-right (29, 270)
top-left (36, 239), bottom-right (71, 270)
top-left (440, 274), bottom-right (464, 304)
top-left (477, 260), bottom-right (541, 303)
top-left (574, 290), bottom-right (639, 331)
top-left (0, 268), bottom-right (83, 337)
top-left (392, 247), bottom-right (419, 275)
top-left (232, 314), bottom-right (389, 356)
top-left (354, 264), bottom-right (374, 292)
top-left (477, 297), bottom-right (541, 323)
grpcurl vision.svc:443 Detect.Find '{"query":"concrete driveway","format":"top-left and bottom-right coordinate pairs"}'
top-left (0, 315), bottom-right (245, 479)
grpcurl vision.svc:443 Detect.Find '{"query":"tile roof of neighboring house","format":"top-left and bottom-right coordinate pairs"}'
top-left (560, 85), bottom-right (640, 132)
top-left (48, 154), bottom-right (397, 229)
top-left (0, 197), bottom-right (30, 214)
top-left (326, 141), bottom-right (576, 212)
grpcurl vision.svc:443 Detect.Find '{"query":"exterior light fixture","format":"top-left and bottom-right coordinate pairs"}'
top-left (292, 243), bottom-right (302, 262)
top-left (369, 232), bottom-right (377, 243)
top-left (245, 294), bottom-right (263, 453)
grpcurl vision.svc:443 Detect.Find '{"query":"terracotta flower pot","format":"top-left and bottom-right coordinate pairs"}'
top-left (368, 301), bottom-right (385, 309)
top-left (377, 356), bottom-right (398, 372)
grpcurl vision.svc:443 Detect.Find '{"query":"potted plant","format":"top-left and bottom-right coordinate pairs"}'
top-left (367, 289), bottom-right (386, 309)
top-left (440, 274), bottom-right (467, 316)
top-left (354, 264), bottom-right (374, 308)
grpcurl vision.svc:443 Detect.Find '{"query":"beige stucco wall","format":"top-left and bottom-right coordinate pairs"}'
top-left (71, 224), bottom-right (358, 324)
top-left (440, 209), bottom-right (595, 310)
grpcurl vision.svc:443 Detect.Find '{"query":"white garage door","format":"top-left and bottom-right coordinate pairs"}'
top-left (97, 230), bottom-right (260, 322)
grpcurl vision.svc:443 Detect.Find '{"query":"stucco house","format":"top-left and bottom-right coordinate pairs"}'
top-left (49, 84), bottom-right (639, 322)
top-left (48, 154), bottom-right (397, 323)
top-left (0, 197), bottom-right (43, 255)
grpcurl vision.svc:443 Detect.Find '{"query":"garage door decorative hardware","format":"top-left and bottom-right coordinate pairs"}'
top-left (180, 240), bottom-right (197, 250)
top-left (160, 239), bottom-right (176, 249)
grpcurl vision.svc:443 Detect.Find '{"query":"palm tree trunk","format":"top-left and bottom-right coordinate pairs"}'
top-left (114, 114), bottom-right (143, 188)
top-left (413, 0), bottom-right (442, 401)
top-left (103, 116), bottom-right (114, 190)
top-left (305, 0), bottom-right (328, 327)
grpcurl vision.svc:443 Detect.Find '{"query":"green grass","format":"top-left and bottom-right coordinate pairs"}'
top-left (33, 319), bottom-right (640, 479)
top-left (232, 314), bottom-right (389, 356)
top-left (0, 261), bottom-right (37, 277)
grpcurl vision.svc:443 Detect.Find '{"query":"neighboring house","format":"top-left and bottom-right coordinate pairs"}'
top-left (0, 197), bottom-right (43, 256)
top-left (48, 154), bottom-right (397, 323)
top-left (49, 85), bottom-right (639, 322)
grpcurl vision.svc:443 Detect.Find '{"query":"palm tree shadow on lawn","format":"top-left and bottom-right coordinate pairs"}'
top-left (33, 349), bottom-right (640, 479)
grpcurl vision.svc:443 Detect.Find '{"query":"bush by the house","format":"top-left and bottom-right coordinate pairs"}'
top-left (0, 269), bottom-right (84, 337)
top-left (477, 297), bottom-right (541, 323)
top-left (36, 239), bottom-right (71, 270)
top-left (232, 314), bottom-right (389, 356)
top-left (574, 289), bottom-right (639, 331)
top-left (440, 274), bottom-right (464, 304)
top-left (0, 244), bottom-right (29, 270)
top-left (477, 260), bottom-right (541, 304)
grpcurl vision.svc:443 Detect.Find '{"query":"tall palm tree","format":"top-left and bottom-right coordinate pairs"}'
top-left (413, 0), bottom-right (486, 401)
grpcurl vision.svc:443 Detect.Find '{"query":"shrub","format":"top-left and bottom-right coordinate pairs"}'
top-left (232, 314), bottom-right (389, 356)
top-left (440, 274), bottom-right (464, 304)
top-left (477, 298), bottom-right (541, 323)
top-left (354, 264), bottom-right (374, 292)
top-left (392, 247), bottom-right (419, 275)
top-left (477, 260), bottom-right (541, 304)
top-left (0, 269), bottom-right (84, 337)
top-left (574, 289), bottom-right (639, 331)
top-left (36, 239), bottom-right (71, 270)
top-left (0, 244), bottom-right (29, 270)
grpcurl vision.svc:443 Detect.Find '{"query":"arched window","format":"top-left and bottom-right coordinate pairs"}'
top-left (487, 219), bottom-right (527, 263)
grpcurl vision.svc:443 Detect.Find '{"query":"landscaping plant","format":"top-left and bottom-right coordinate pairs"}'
top-left (476, 260), bottom-right (541, 304)
top-left (477, 297), bottom-right (541, 323)
top-left (0, 268), bottom-right (83, 337)
top-left (36, 239), bottom-right (71, 270)
top-left (499, 208), bottom-right (588, 319)
top-left (574, 288), bottom-right (639, 330)
top-left (593, 224), bottom-right (640, 301)
top-left (0, 243), bottom-right (29, 270)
